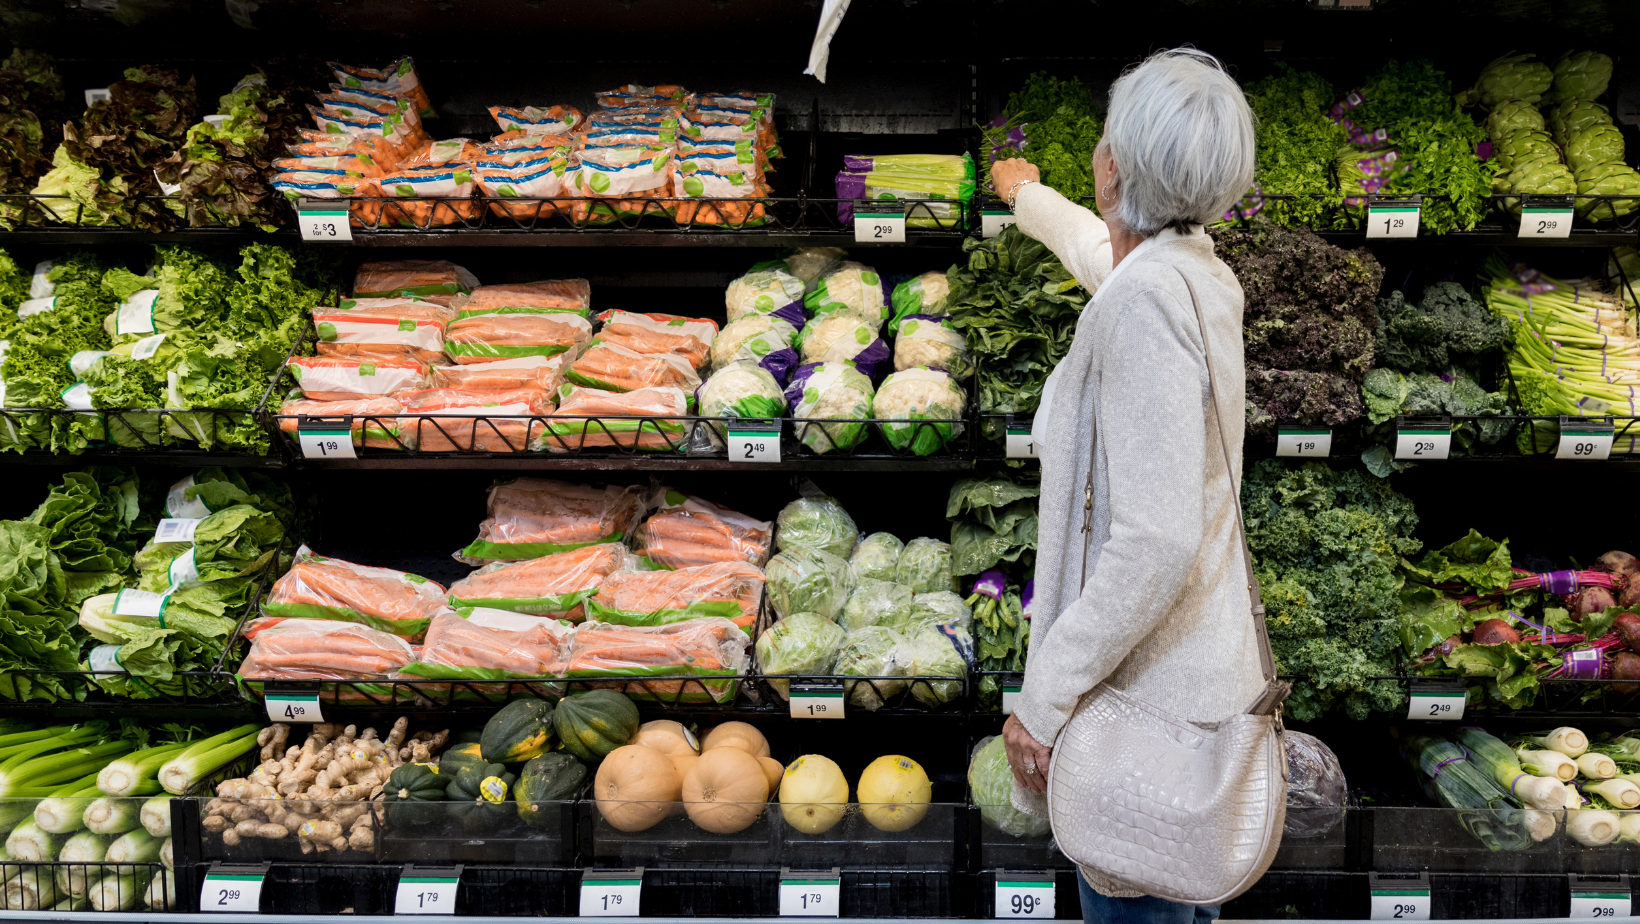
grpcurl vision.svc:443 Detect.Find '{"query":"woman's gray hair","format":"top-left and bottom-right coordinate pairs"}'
top-left (1100, 48), bottom-right (1256, 237)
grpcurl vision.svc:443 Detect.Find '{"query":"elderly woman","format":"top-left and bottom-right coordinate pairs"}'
top-left (991, 49), bottom-right (1270, 924)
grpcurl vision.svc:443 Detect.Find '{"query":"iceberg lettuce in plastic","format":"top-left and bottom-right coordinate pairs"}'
top-left (903, 622), bottom-right (970, 705)
top-left (775, 494), bottom-right (859, 558)
top-left (836, 625), bottom-right (907, 710)
top-left (786, 361), bottom-right (874, 454)
top-left (840, 578), bottom-right (915, 631)
top-left (765, 546), bottom-right (854, 620)
top-left (876, 367), bottom-right (966, 455)
top-left (849, 531), bottom-right (903, 583)
top-left (754, 611), bottom-right (848, 699)
top-left (969, 735), bottom-right (1051, 837)
top-left (897, 537), bottom-right (957, 594)
top-left (909, 590), bottom-right (972, 631)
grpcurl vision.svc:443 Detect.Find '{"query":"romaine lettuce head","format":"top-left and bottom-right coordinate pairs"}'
top-left (835, 625), bottom-right (908, 710)
top-left (896, 537), bottom-right (957, 594)
top-left (849, 532), bottom-right (903, 583)
top-left (903, 623), bottom-right (970, 705)
top-left (765, 546), bottom-right (855, 620)
top-left (840, 578), bottom-right (916, 631)
top-left (755, 611), bottom-right (848, 699)
top-left (776, 494), bottom-right (859, 558)
top-left (969, 735), bottom-right (1051, 837)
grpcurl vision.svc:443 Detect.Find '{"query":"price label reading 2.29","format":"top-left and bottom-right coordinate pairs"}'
top-left (1394, 427), bottom-right (1452, 461)
top-left (854, 212), bottom-right (907, 244)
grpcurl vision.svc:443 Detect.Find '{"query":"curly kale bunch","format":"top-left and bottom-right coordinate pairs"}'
top-left (1242, 459), bottom-right (1420, 721)
top-left (1243, 66), bottom-right (1348, 228)
top-left (1216, 222), bottom-right (1384, 436)
top-left (983, 72), bottom-right (1102, 201)
top-left (1375, 282), bottom-right (1509, 376)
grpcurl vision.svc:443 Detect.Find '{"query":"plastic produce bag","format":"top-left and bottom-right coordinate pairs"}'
top-left (786, 362), bottom-right (875, 454)
top-left (756, 612), bottom-right (848, 699)
top-left (354, 260), bottom-right (479, 304)
top-left (894, 317), bottom-right (970, 377)
top-left (711, 315), bottom-right (799, 382)
top-left (312, 299), bottom-right (451, 364)
top-left (593, 310), bottom-right (718, 370)
top-left (476, 154), bottom-right (571, 220)
top-left (430, 354), bottom-right (567, 393)
top-left (398, 387), bottom-right (555, 453)
top-left (454, 280), bottom-right (591, 316)
top-left (697, 361), bottom-right (788, 448)
top-left (1285, 730), bottom-right (1347, 838)
top-left (849, 533), bottom-right (904, 583)
top-left (446, 542), bottom-right (630, 617)
top-left (775, 495), bottom-right (859, 558)
top-left (765, 546), bottom-right (854, 621)
top-left (897, 537), bottom-right (957, 594)
top-left (758, 247), bottom-right (845, 289)
top-left (377, 164), bottom-right (482, 228)
top-left (889, 271), bottom-right (951, 334)
top-left (840, 578), bottom-right (916, 631)
top-left (799, 314), bottom-right (890, 377)
top-left (725, 269), bottom-right (806, 327)
top-left (237, 617), bottom-right (415, 680)
top-left (568, 341), bottom-right (702, 393)
top-left (401, 609), bottom-right (575, 679)
top-left (596, 85), bottom-right (693, 109)
top-left (588, 561), bottom-right (766, 628)
top-left (875, 368), bottom-right (967, 455)
top-left (835, 626), bottom-right (908, 710)
top-left (902, 623), bottom-right (969, 705)
top-left (969, 735), bottom-right (1051, 837)
top-left (565, 617), bottom-right (749, 703)
top-left (330, 57), bottom-right (434, 119)
top-left (277, 396), bottom-right (410, 450)
top-left (286, 355), bottom-right (428, 401)
top-left (263, 545), bottom-right (452, 641)
top-left (908, 591), bottom-right (972, 632)
top-left (573, 147), bottom-right (675, 198)
top-left (490, 104), bottom-right (582, 136)
top-left (803, 262), bottom-right (889, 326)
top-left (460, 478), bottom-right (646, 563)
top-left (636, 489), bottom-right (772, 569)
top-left (544, 385), bottom-right (689, 452)
top-left (446, 311), bottom-right (592, 364)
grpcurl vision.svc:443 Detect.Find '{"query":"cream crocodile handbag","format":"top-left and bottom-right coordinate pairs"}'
top-left (1046, 267), bottom-right (1290, 906)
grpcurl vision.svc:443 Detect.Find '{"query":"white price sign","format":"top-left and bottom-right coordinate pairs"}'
top-left (1557, 422), bottom-right (1615, 460)
top-left (727, 424), bottom-right (781, 463)
top-left (995, 879), bottom-right (1055, 919)
top-left (1520, 208), bottom-right (1574, 239)
top-left (298, 428), bottom-right (357, 460)
top-left (1001, 681), bottom-right (1022, 716)
top-left (1006, 427), bottom-right (1037, 460)
top-left (790, 684), bottom-right (843, 719)
top-left (84, 88), bottom-right (111, 106)
top-left (1371, 890), bottom-right (1431, 921)
top-left (855, 212), bottom-right (906, 244)
top-left (1366, 204), bottom-right (1420, 239)
top-left (580, 872), bottom-right (642, 917)
top-left (1276, 428), bottom-right (1332, 458)
top-left (298, 209), bottom-right (353, 242)
top-left (779, 875), bottom-right (840, 917)
top-left (982, 210), bottom-right (1017, 239)
top-left (200, 870), bottom-right (265, 913)
top-left (395, 872), bottom-right (459, 915)
top-left (265, 691), bottom-right (323, 724)
top-left (1407, 690), bottom-right (1465, 721)
top-left (1571, 892), bottom-right (1631, 919)
top-left (1394, 427), bottom-right (1451, 461)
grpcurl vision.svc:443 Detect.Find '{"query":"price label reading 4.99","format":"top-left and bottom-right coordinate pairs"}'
top-left (854, 212), bottom-right (907, 244)
top-left (298, 209), bottom-right (354, 242)
top-left (264, 692), bottom-right (323, 724)
top-left (199, 865), bottom-right (266, 914)
top-left (580, 870), bottom-right (642, 917)
top-left (394, 868), bottom-right (460, 915)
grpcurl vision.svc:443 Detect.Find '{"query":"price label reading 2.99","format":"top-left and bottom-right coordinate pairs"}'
top-left (854, 212), bottom-right (907, 244)
top-left (199, 867), bottom-right (266, 914)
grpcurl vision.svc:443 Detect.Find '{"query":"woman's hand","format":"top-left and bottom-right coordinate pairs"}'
top-left (991, 158), bottom-right (1040, 200)
top-left (1003, 713), bottom-right (1053, 794)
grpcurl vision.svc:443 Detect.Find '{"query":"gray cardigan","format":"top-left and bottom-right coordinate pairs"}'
top-left (1009, 184), bottom-right (1268, 897)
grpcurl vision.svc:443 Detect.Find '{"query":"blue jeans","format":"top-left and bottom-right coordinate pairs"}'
top-left (1077, 871), bottom-right (1220, 924)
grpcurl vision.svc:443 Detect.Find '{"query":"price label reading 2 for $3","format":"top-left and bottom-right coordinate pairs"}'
top-left (298, 208), bottom-right (353, 242)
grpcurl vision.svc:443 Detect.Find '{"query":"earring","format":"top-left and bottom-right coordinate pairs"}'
top-left (1101, 183), bottom-right (1114, 201)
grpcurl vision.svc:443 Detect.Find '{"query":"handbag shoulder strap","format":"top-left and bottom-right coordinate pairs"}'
top-left (1172, 266), bottom-right (1290, 717)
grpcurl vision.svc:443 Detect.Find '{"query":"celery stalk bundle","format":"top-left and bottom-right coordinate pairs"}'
top-left (97, 741), bottom-right (191, 798)
top-left (158, 725), bottom-right (258, 795)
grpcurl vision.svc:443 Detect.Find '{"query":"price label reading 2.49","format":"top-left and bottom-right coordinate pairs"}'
top-left (727, 422), bottom-right (781, 463)
top-left (1406, 689), bottom-right (1465, 722)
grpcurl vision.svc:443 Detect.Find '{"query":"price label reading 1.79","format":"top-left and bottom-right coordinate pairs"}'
top-left (779, 876), bottom-right (840, 917)
top-left (1366, 204), bottom-right (1421, 239)
top-left (394, 873), bottom-right (459, 915)
top-left (200, 870), bottom-right (265, 913)
top-left (995, 880), bottom-right (1055, 919)
top-left (298, 209), bottom-right (354, 243)
top-left (264, 692), bottom-right (323, 724)
top-left (580, 872), bottom-right (642, 917)
top-left (854, 212), bottom-right (907, 244)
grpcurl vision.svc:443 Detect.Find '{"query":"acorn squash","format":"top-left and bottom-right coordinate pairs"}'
top-left (383, 762), bottom-right (445, 828)
top-left (481, 699), bottom-right (556, 764)
top-left (553, 690), bottom-right (640, 760)
top-left (446, 761), bottom-right (517, 831)
top-left (439, 742), bottom-right (486, 778)
top-left (515, 753), bottom-right (588, 827)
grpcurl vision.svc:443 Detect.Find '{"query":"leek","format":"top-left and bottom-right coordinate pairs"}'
top-left (1531, 727), bottom-right (1589, 757)
top-left (0, 738), bottom-right (132, 797)
top-left (1582, 779), bottom-right (1640, 809)
top-left (1454, 727), bottom-right (1567, 811)
top-left (5, 864), bottom-right (61, 910)
top-left (1516, 748), bottom-right (1577, 781)
top-left (87, 870), bottom-right (148, 912)
top-left (139, 795), bottom-right (171, 837)
top-left (106, 827), bottom-right (162, 863)
top-left (32, 773), bottom-right (102, 833)
top-left (1576, 753), bottom-right (1618, 780)
top-left (1567, 808), bottom-right (1621, 846)
top-left (96, 741), bottom-right (192, 798)
top-left (82, 796), bottom-right (143, 835)
top-left (5, 819), bottom-right (61, 861)
top-left (1601, 736), bottom-right (1640, 761)
top-left (158, 724), bottom-right (258, 794)
top-left (54, 831), bottom-right (111, 898)
top-left (49, 896), bottom-right (86, 912)
top-left (0, 799), bottom-right (38, 831)
top-left (145, 870), bottom-right (175, 911)
top-left (1405, 735), bottom-right (1533, 851)
top-left (1566, 783), bottom-right (1585, 810)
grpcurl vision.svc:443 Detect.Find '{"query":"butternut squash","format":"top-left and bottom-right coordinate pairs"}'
top-left (682, 746), bottom-right (768, 834)
top-left (758, 757), bottom-right (784, 794)
top-left (701, 722), bottom-right (769, 759)
top-left (595, 745), bottom-right (679, 833)
top-left (633, 720), bottom-right (700, 759)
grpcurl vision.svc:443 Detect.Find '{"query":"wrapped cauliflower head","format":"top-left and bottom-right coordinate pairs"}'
top-left (874, 368), bottom-right (966, 456)
top-left (840, 578), bottom-right (917, 631)
top-left (726, 268), bottom-right (807, 326)
top-left (785, 361), bottom-right (875, 454)
top-left (889, 270), bottom-right (951, 334)
top-left (774, 246), bottom-right (848, 287)
top-left (897, 536), bottom-right (957, 594)
top-left (697, 360), bottom-right (788, 446)
top-left (894, 316), bottom-right (970, 378)
top-left (849, 532), bottom-right (904, 583)
top-left (755, 611), bottom-right (849, 699)
top-left (765, 546), bottom-right (856, 620)
top-left (775, 494), bottom-right (860, 558)
top-left (802, 261), bottom-right (889, 326)
top-left (799, 314), bottom-right (891, 377)
top-left (711, 314), bottom-right (799, 381)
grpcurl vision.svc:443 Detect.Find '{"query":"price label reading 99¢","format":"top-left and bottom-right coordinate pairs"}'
top-left (298, 209), bottom-right (353, 242)
top-left (995, 879), bottom-right (1055, 919)
top-left (1557, 420), bottom-right (1615, 460)
top-left (855, 212), bottom-right (906, 244)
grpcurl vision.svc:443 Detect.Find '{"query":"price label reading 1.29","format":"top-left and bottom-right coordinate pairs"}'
top-left (1406, 690), bottom-right (1465, 722)
top-left (298, 209), bottom-right (354, 242)
top-left (264, 692), bottom-right (323, 724)
top-left (854, 212), bottom-right (906, 244)
top-left (779, 876), bottom-right (840, 917)
top-left (580, 873), bottom-right (642, 917)
top-left (298, 428), bottom-right (357, 460)
top-left (1276, 428), bottom-right (1332, 458)
top-left (727, 423), bottom-right (781, 463)
top-left (790, 684), bottom-right (844, 720)
top-left (1366, 205), bottom-right (1421, 239)
top-left (1006, 426), bottom-right (1037, 460)
top-left (200, 871), bottom-right (265, 913)
top-left (1520, 208), bottom-right (1575, 239)
top-left (1394, 427), bottom-right (1452, 461)
top-left (394, 873), bottom-right (459, 915)
top-left (1570, 892), bottom-right (1632, 919)
top-left (1370, 890), bottom-right (1431, 921)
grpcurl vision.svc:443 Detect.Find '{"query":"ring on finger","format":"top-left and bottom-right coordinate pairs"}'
top-left (1023, 763), bottom-right (1038, 775)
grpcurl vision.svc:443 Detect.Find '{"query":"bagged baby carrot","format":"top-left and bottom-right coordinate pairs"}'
top-left (330, 56), bottom-right (434, 119)
top-left (399, 609), bottom-right (576, 680)
top-left (542, 384), bottom-right (690, 453)
top-left (354, 260), bottom-right (480, 302)
top-left (586, 561), bottom-right (766, 628)
top-left (286, 354), bottom-right (429, 401)
top-left (592, 310), bottom-right (718, 369)
top-left (565, 617), bottom-right (750, 702)
top-left (312, 299), bottom-right (451, 364)
top-left (430, 354), bottom-right (568, 393)
top-left (490, 104), bottom-right (582, 136)
top-left (237, 617), bottom-right (416, 680)
top-left (397, 387), bottom-right (555, 453)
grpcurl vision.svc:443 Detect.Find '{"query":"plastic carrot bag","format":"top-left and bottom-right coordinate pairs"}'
top-left (378, 164), bottom-right (481, 228)
top-left (696, 92), bottom-right (776, 121)
top-left (593, 310), bottom-right (718, 369)
top-left (490, 104), bottom-right (583, 136)
top-left (354, 260), bottom-right (479, 302)
top-left (460, 478), bottom-right (647, 564)
top-left (583, 126), bottom-right (675, 149)
top-left (446, 541), bottom-right (630, 616)
top-left (431, 354), bottom-right (568, 393)
top-left (270, 154), bottom-right (375, 177)
top-left (286, 355), bottom-right (429, 401)
top-left (636, 488), bottom-right (773, 570)
top-left (400, 608), bottom-right (575, 680)
top-left (673, 155), bottom-right (768, 226)
top-left (587, 561), bottom-right (766, 628)
top-left (567, 341), bottom-right (701, 393)
top-left (330, 56), bottom-right (434, 119)
top-left (571, 146), bottom-right (675, 198)
top-left (312, 300), bottom-right (450, 364)
top-left (316, 91), bottom-right (422, 133)
top-left (455, 280), bottom-right (591, 316)
top-left (587, 106), bottom-right (683, 131)
top-left (263, 545), bottom-right (453, 641)
top-left (565, 617), bottom-right (750, 703)
top-left (237, 617), bottom-right (417, 680)
top-left (397, 137), bottom-right (486, 169)
top-left (542, 384), bottom-right (689, 453)
top-left (476, 155), bottom-right (570, 221)
top-left (804, 261), bottom-right (890, 326)
top-left (446, 311), bottom-right (592, 364)
top-left (270, 173), bottom-right (383, 227)
top-left (277, 395), bottom-right (413, 450)
top-left (725, 269), bottom-right (806, 327)
top-left (398, 387), bottom-right (554, 453)
top-left (595, 85), bottom-right (692, 109)
top-left (786, 361), bottom-right (876, 454)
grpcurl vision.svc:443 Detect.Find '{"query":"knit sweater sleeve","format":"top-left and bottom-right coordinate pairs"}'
top-left (1012, 274), bottom-right (1210, 748)
top-left (1013, 182), bottom-right (1113, 292)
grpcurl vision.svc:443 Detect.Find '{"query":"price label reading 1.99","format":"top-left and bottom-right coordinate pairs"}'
top-left (298, 428), bottom-right (357, 460)
top-left (790, 684), bottom-right (844, 719)
top-left (1276, 428), bottom-right (1333, 458)
top-left (298, 209), bottom-right (354, 242)
top-left (854, 212), bottom-right (907, 244)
